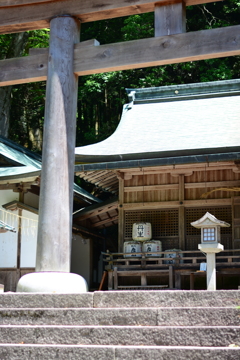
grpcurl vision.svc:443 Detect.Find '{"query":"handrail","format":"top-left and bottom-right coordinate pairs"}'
top-left (102, 249), bottom-right (240, 257)
top-left (102, 249), bottom-right (240, 266)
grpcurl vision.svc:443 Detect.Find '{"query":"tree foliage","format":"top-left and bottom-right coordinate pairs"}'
top-left (0, 1), bottom-right (239, 149)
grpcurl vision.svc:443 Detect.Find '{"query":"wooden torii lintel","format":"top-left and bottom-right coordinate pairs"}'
top-left (0, 0), bottom-right (222, 34)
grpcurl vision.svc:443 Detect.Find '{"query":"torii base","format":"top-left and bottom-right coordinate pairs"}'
top-left (16, 272), bottom-right (88, 293)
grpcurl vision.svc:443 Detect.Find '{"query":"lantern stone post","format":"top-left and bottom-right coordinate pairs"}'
top-left (17, 16), bottom-right (87, 293)
top-left (191, 212), bottom-right (230, 291)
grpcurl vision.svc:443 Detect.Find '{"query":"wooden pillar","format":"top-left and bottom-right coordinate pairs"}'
top-left (155, 1), bottom-right (186, 37)
top-left (179, 174), bottom-right (185, 250)
top-left (17, 191), bottom-right (24, 272)
top-left (118, 175), bottom-right (124, 252)
top-left (36, 16), bottom-right (80, 272)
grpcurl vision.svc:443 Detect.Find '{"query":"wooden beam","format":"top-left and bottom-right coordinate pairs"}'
top-left (74, 25), bottom-right (240, 76)
top-left (2, 200), bottom-right (38, 215)
top-left (1, 25), bottom-right (240, 87)
top-left (0, 40), bottom-right (100, 86)
top-left (75, 204), bottom-right (118, 220)
top-left (123, 180), bottom-right (240, 193)
top-left (118, 177), bottom-right (124, 252)
top-left (72, 223), bottom-right (106, 239)
top-left (0, 53), bottom-right (48, 86)
top-left (123, 198), bottom-right (231, 209)
top-left (91, 215), bottom-right (119, 228)
top-left (0, 184), bottom-right (19, 190)
top-left (0, 173), bottom-right (40, 184)
top-left (0, 0), bottom-right (58, 6)
top-left (115, 163), bottom-right (236, 175)
top-left (178, 174), bottom-right (185, 250)
top-left (28, 39), bottom-right (100, 56)
top-left (125, 184), bottom-right (179, 192)
top-left (0, 0), bottom-right (223, 34)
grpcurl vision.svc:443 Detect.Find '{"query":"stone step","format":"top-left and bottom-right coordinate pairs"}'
top-left (0, 293), bottom-right (93, 308)
top-left (1, 290), bottom-right (239, 308)
top-left (0, 325), bottom-right (240, 347)
top-left (94, 290), bottom-right (240, 308)
top-left (0, 307), bottom-right (239, 326)
top-left (0, 345), bottom-right (239, 360)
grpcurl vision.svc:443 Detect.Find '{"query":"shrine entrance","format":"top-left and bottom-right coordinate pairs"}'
top-left (0, 0), bottom-right (239, 292)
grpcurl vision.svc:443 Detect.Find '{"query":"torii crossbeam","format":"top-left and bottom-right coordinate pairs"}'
top-left (0, 0), bottom-right (239, 292)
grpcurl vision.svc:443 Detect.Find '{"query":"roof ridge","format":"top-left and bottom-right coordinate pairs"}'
top-left (126, 79), bottom-right (240, 103)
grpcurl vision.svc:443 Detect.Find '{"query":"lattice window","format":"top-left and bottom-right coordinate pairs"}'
top-left (203, 228), bottom-right (216, 242)
top-left (124, 209), bottom-right (179, 239)
top-left (186, 207), bottom-right (231, 236)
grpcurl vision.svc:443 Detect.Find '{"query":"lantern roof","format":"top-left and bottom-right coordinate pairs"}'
top-left (191, 212), bottom-right (230, 229)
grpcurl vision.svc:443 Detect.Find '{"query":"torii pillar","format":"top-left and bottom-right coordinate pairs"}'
top-left (17, 16), bottom-right (87, 293)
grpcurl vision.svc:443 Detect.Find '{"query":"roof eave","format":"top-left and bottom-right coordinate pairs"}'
top-left (75, 149), bottom-right (240, 173)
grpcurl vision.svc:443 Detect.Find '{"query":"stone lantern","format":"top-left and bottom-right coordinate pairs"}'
top-left (191, 212), bottom-right (230, 290)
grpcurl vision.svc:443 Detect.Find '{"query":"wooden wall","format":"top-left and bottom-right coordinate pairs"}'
top-left (118, 162), bottom-right (240, 251)
top-left (0, 269), bottom-right (34, 292)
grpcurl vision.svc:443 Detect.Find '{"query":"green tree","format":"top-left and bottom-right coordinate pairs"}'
top-left (0, 32), bottom-right (29, 137)
top-left (0, 1), bottom-right (239, 149)
top-left (6, 30), bottom-right (49, 151)
top-left (76, 1), bottom-right (240, 146)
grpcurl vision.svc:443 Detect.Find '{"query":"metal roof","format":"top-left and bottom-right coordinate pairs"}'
top-left (0, 135), bottom-right (42, 181)
top-left (0, 220), bottom-right (16, 233)
top-left (0, 135), bottom-right (100, 204)
top-left (73, 183), bottom-right (102, 204)
top-left (0, 135), bottom-right (42, 167)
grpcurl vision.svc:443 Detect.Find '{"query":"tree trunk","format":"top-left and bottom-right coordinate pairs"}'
top-left (0, 32), bottom-right (29, 137)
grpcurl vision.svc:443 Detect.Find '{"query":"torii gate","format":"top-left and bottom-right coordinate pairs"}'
top-left (0, 0), bottom-right (239, 292)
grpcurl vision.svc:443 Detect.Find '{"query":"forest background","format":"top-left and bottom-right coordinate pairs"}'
top-left (0, 0), bottom-right (239, 154)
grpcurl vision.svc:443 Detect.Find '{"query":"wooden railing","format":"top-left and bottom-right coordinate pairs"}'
top-left (102, 249), bottom-right (240, 290)
top-left (102, 249), bottom-right (240, 268)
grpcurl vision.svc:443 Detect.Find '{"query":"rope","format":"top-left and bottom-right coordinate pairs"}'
top-left (201, 187), bottom-right (240, 199)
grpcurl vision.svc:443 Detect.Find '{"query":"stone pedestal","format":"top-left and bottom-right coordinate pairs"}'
top-left (198, 243), bottom-right (224, 291)
top-left (17, 272), bottom-right (88, 293)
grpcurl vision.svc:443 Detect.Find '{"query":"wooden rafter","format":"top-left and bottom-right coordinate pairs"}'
top-left (91, 215), bottom-right (119, 228)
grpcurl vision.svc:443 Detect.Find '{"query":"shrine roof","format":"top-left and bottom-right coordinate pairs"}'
top-left (75, 78), bottom-right (240, 167)
top-left (0, 135), bottom-right (42, 169)
top-left (0, 136), bottom-right (101, 203)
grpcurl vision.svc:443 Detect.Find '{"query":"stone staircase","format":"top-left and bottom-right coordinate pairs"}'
top-left (0, 290), bottom-right (240, 359)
